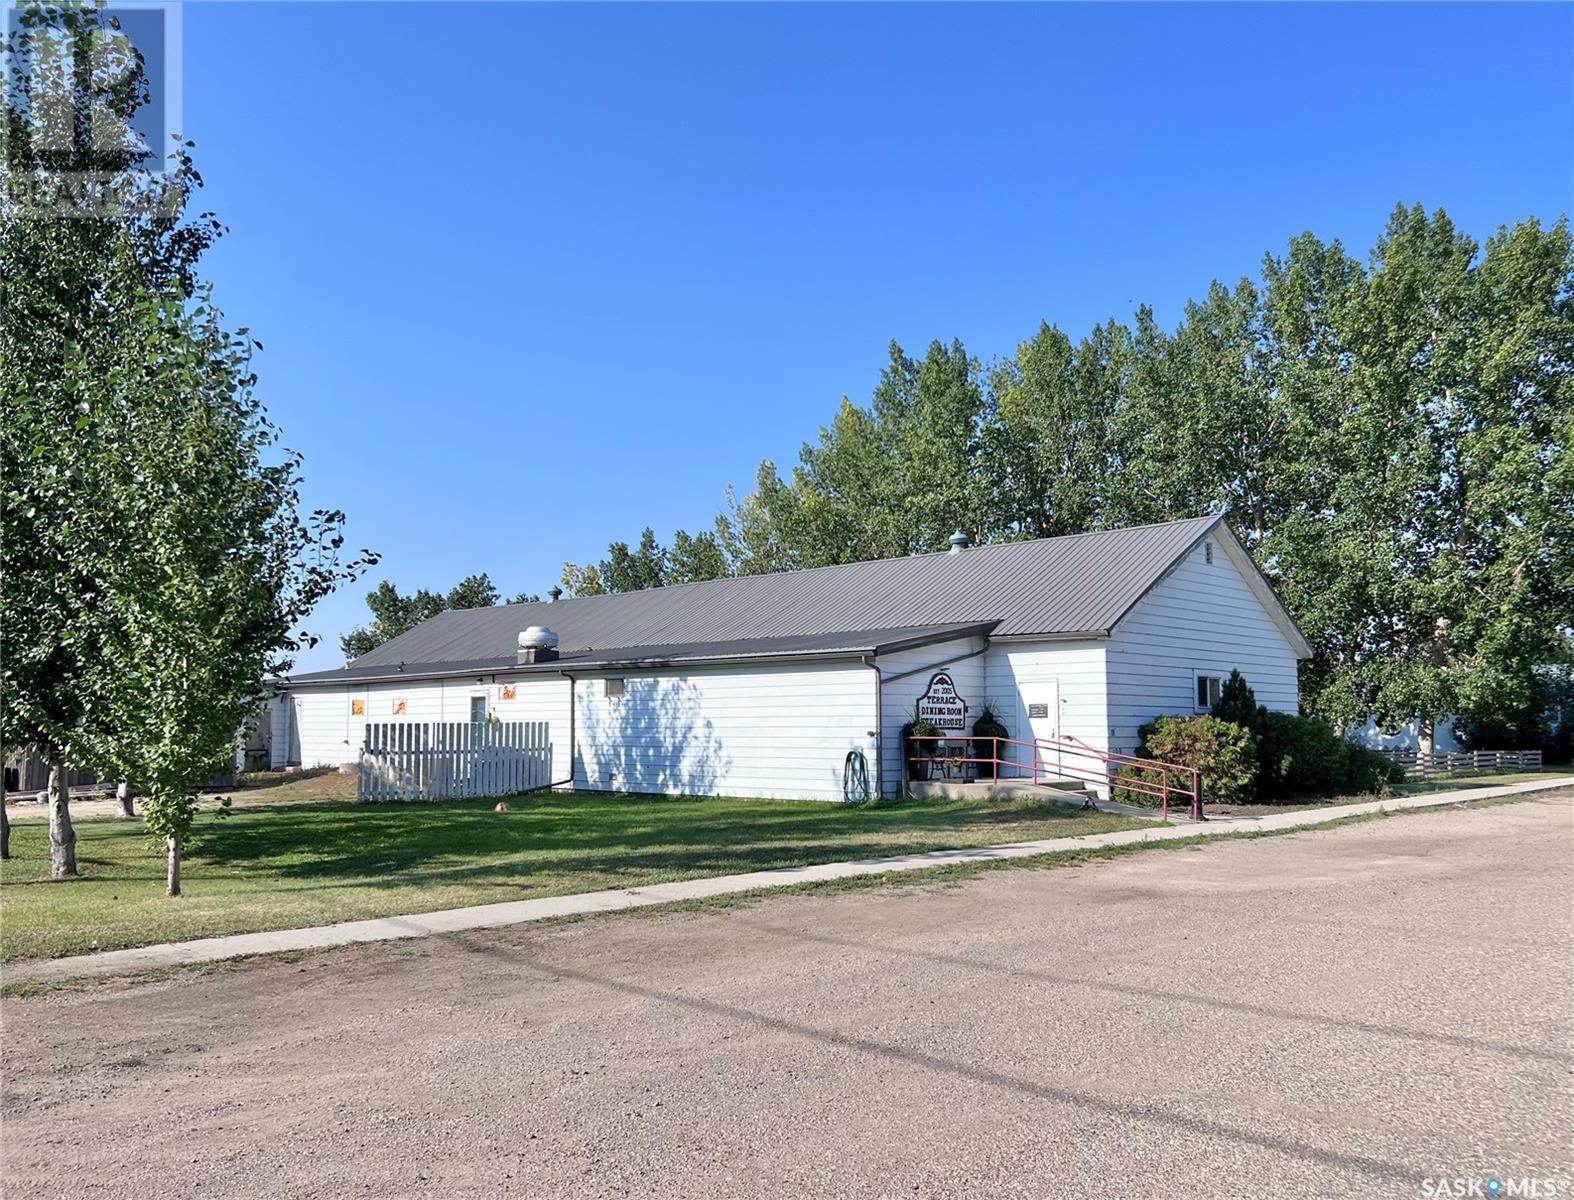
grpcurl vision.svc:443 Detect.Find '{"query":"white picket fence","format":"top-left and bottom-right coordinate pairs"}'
top-left (358, 721), bottom-right (552, 802)
top-left (1382, 748), bottom-right (1543, 779)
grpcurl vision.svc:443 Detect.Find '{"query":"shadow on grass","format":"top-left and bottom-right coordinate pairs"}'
top-left (186, 793), bottom-right (1121, 894)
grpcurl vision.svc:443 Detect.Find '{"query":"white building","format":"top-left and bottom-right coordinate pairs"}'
top-left (271, 515), bottom-right (1311, 801)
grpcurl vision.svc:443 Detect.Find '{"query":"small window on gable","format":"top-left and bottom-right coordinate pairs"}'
top-left (1195, 673), bottom-right (1222, 712)
top-left (605, 678), bottom-right (625, 699)
top-left (1204, 540), bottom-right (1214, 565)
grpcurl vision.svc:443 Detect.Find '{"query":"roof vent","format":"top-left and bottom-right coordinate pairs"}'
top-left (948, 529), bottom-right (970, 554)
top-left (517, 626), bottom-right (560, 664)
top-left (548, 586), bottom-right (562, 602)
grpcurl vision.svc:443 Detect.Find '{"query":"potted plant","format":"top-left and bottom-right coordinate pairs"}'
top-left (972, 708), bottom-right (1010, 780)
top-left (906, 717), bottom-right (941, 782)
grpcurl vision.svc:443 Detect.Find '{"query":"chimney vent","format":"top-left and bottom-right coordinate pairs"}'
top-left (516, 626), bottom-right (560, 664)
top-left (548, 586), bottom-right (562, 602)
top-left (948, 529), bottom-right (970, 554)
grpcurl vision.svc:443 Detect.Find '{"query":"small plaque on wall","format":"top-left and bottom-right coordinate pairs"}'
top-left (392, 699), bottom-right (407, 716)
top-left (1028, 703), bottom-right (1049, 719)
top-left (350, 699), bottom-right (365, 716)
top-left (500, 684), bottom-right (517, 701)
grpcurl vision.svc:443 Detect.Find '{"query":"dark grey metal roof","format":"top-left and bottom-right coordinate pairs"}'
top-left (318, 516), bottom-right (1250, 679)
top-left (285, 623), bottom-right (995, 687)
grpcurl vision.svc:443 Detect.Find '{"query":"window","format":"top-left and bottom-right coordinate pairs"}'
top-left (1195, 673), bottom-right (1223, 712)
top-left (1204, 540), bottom-right (1214, 565)
top-left (605, 678), bottom-right (625, 699)
top-left (470, 694), bottom-right (488, 723)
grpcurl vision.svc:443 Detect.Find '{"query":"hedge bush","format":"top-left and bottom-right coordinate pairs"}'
top-left (1255, 710), bottom-right (1350, 799)
top-left (1114, 715), bottom-right (1257, 808)
top-left (1112, 670), bottom-right (1409, 807)
top-left (1205, 667), bottom-right (1409, 801)
top-left (1346, 742), bottom-right (1406, 794)
top-left (1255, 711), bottom-right (1407, 799)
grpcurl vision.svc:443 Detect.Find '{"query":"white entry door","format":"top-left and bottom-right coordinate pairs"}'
top-left (1016, 680), bottom-right (1059, 778)
top-left (1020, 679), bottom-right (1060, 744)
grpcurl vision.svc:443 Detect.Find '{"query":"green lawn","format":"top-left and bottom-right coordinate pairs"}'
top-left (1392, 770), bottom-right (1556, 795)
top-left (0, 792), bottom-right (1145, 961)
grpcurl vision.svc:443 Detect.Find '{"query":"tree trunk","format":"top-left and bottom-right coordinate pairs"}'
top-left (116, 781), bottom-right (135, 819)
top-left (48, 760), bottom-right (77, 878)
top-left (1, 765), bottom-right (9, 861)
top-left (166, 833), bottom-right (181, 897)
top-left (1418, 715), bottom-right (1436, 757)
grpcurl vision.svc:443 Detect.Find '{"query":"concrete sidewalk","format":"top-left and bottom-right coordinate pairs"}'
top-left (7, 776), bottom-right (1571, 986)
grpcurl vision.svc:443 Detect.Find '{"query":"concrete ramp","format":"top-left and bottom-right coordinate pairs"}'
top-left (906, 779), bottom-right (1172, 822)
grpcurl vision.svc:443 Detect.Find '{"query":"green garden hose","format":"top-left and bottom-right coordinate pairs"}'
top-left (842, 748), bottom-right (871, 806)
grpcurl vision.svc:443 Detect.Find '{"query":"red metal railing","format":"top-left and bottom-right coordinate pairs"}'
top-left (906, 732), bottom-right (1204, 821)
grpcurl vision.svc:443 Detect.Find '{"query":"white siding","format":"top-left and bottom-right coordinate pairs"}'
top-left (877, 636), bottom-right (987, 796)
top-left (291, 687), bottom-right (360, 768)
top-left (1351, 715), bottom-right (1462, 754)
top-left (573, 661), bottom-right (877, 802)
top-left (984, 640), bottom-right (1109, 787)
top-left (276, 539), bottom-right (1302, 802)
top-left (1105, 537), bottom-right (1300, 753)
top-left (284, 674), bottom-right (574, 784)
top-left (268, 693), bottom-right (293, 769)
top-left (486, 677), bottom-right (574, 785)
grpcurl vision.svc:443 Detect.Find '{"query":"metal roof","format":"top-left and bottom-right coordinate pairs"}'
top-left (331, 516), bottom-right (1237, 674)
top-left (284, 623), bottom-right (995, 687)
top-left (290, 516), bottom-right (1308, 684)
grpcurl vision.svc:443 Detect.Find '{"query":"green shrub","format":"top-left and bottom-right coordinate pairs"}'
top-left (1211, 669), bottom-right (1259, 731)
top-left (1114, 715), bottom-right (1256, 808)
top-left (972, 707), bottom-right (1010, 780)
top-left (1255, 710), bottom-right (1350, 799)
top-left (903, 718), bottom-right (941, 782)
top-left (1345, 742), bottom-right (1406, 794)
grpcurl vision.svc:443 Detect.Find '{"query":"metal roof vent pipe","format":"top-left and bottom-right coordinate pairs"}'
top-left (948, 529), bottom-right (970, 554)
top-left (517, 626), bottom-right (560, 664)
top-left (548, 586), bottom-right (562, 602)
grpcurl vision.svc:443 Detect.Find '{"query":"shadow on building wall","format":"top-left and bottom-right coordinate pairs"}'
top-left (575, 677), bottom-right (731, 797)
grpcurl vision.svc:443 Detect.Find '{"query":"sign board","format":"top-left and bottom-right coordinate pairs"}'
top-left (500, 684), bottom-right (517, 701)
top-left (392, 699), bottom-right (407, 716)
top-left (350, 699), bottom-right (365, 716)
top-left (915, 671), bottom-right (969, 732)
top-left (1028, 703), bottom-right (1049, 719)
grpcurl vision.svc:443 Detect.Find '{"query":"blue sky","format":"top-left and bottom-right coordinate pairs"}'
top-left (179, 2), bottom-right (1574, 671)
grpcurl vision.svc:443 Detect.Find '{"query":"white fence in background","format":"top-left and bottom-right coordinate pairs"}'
top-left (358, 721), bottom-right (552, 802)
top-left (1382, 748), bottom-right (1543, 778)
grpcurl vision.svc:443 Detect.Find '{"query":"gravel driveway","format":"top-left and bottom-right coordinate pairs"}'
top-left (3, 794), bottom-right (1570, 1198)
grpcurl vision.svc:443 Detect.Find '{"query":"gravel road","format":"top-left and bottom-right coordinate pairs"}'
top-left (3, 794), bottom-right (1570, 1199)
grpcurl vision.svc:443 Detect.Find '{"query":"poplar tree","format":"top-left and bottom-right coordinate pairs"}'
top-left (3, 3), bottom-right (374, 889)
top-left (693, 205), bottom-right (1572, 749)
top-left (79, 287), bottom-right (374, 894)
top-left (1, 2), bottom-right (218, 877)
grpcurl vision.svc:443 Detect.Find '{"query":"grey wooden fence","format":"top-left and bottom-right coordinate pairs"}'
top-left (358, 721), bottom-right (552, 802)
top-left (1381, 748), bottom-right (1543, 778)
